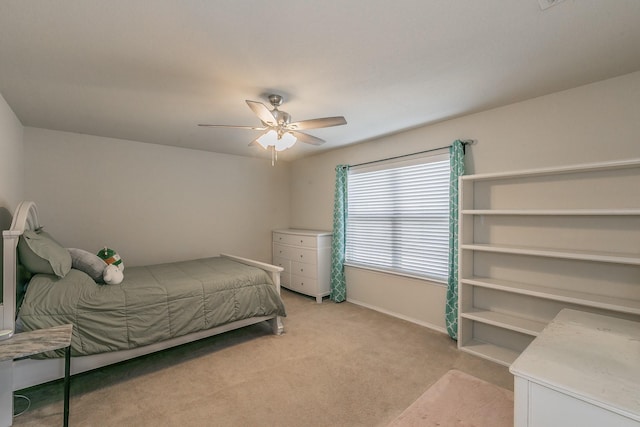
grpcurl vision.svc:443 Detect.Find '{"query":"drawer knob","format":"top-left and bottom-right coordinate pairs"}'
top-left (300, 240), bottom-right (303, 243)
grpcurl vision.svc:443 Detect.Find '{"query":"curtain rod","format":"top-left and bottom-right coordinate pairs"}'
top-left (346, 139), bottom-right (475, 168)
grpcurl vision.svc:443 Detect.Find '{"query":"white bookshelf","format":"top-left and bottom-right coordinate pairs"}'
top-left (458, 158), bottom-right (640, 366)
top-left (461, 244), bottom-right (640, 265)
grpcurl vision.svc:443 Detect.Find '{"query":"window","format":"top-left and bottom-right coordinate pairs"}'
top-left (345, 152), bottom-right (450, 282)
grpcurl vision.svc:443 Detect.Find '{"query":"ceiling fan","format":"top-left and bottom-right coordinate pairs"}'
top-left (198, 94), bottom-right (347, 164)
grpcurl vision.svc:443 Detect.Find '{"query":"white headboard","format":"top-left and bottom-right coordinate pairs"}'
top-left (2, 201), bottom-right (40, 332)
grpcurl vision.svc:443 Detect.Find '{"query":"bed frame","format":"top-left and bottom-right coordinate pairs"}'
top-left (2, 201), bottom-right (284, 391)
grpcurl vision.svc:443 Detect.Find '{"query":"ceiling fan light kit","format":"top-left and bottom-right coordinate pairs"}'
top-left (256, 130), bottom-right (297, 165)
top-left (256, 130), bottom-right (297, 151)
top-left (199, 94), bottom-right (347, 165)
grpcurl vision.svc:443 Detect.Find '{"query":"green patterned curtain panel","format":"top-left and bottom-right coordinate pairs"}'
top-left (330, 165), bottom-right (349, 302)
top-left (445, 141), bottom-right (466, 339)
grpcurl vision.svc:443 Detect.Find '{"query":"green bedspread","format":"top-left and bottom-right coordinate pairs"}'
top-left (18, 257), bottom-right (286, 357)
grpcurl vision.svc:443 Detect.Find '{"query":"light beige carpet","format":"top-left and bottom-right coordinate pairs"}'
top-left (13, 290), bottom-right (513, 426)
top-left (388, 369), bottom-right (514, 427)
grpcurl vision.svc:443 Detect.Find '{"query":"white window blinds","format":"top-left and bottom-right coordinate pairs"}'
top-left (345, 153), bottom-right (450, 282)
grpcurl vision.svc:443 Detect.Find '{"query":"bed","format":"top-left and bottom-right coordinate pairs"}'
top-left (2, 201), bottom-right (285, 391)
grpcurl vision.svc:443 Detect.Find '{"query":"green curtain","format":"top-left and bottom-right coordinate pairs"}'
top-left (445, 140), bottom-right (465, 339)
top-left (330, 165), bottom-right (349, 302)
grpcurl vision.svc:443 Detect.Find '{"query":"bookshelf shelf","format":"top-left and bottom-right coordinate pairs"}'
top-left (457, 158), bottom-right (640, 366)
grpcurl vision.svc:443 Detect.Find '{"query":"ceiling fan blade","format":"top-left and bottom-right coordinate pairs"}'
top-left (198, 124), bottom-right (267, 130)
top-left (246, 100), bottom-right (277, 126)
top-left (290, 131), bottom-right (325, 146)
top-left (287, 116), bottom-right (347, 130)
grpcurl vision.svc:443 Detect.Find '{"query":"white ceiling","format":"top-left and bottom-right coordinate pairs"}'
top-left (1, 1), bottom-right (639, 162)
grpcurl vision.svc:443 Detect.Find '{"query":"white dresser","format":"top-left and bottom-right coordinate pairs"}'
top-left (510, 309), bottom-right (640, 427)
top-left (272, 229), bottom-right (332, 303)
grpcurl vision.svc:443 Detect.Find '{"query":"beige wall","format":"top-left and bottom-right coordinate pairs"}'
top-left (0, 93), bottom-right (24, 220)
top-left (0, 92), bottom-right (24, 306)
top-left (23, 128), bottom-right (291, 267)
top-left (289, 71), bottom-right (640, 332)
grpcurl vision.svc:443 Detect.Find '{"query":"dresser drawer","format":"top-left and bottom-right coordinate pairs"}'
top-left (272, 257), bottom-right (291, 286)
top-left (273, 243), bottom-right (296, 260)
top-left (291, 260), bottom-right (317, 279)
top-left (273, 244), bottom-right (317, 265)
top-left (272, 256), bottom-right (291, 272)
top-left (295, 247), bottom-right (317, 264)
top-left (290, 274), bottom-right (318, 294)
top-left (273, 232), bottom-right (318, 248)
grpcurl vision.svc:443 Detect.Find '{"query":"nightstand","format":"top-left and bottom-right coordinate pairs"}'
top-left (0, 324), bottom-right (73, 427)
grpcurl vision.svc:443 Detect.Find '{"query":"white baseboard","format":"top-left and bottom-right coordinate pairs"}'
top-left (346, 298), bottom-right (448, 335)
